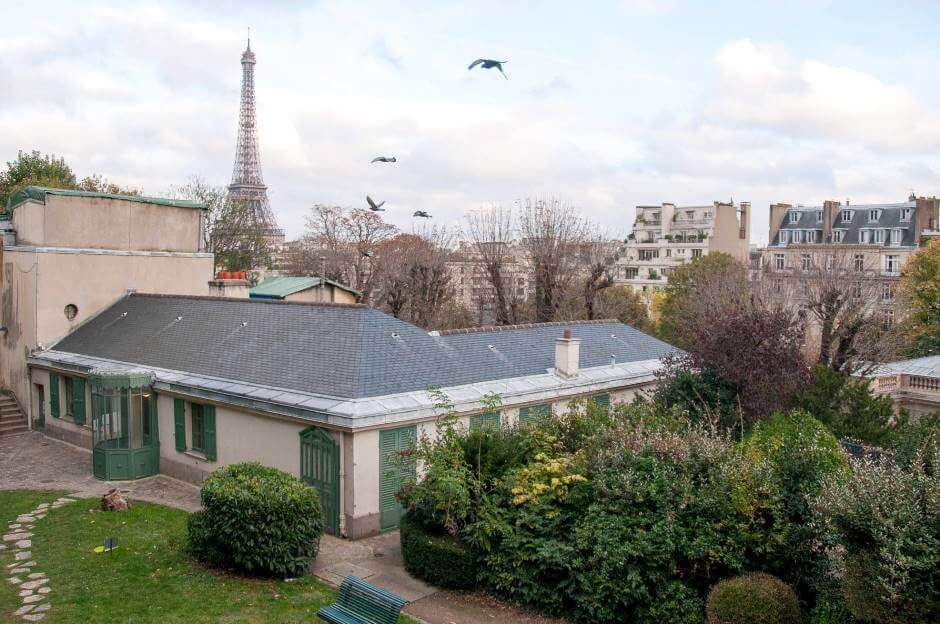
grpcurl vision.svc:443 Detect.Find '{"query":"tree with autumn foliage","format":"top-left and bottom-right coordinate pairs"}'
top-left (900, 237), bottom-right (940, 357)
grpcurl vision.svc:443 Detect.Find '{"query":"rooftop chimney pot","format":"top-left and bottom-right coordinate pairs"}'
top-left (563, 329), bottom-right (572, 339)
top-left (555, 330), bottom-right (581, 379)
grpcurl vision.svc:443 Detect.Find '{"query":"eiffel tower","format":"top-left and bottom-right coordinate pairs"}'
top-left (226, 35), bottom-right (285, 245)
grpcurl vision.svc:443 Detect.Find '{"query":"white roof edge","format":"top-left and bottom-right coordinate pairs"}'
top-left (29, 350), bottom-right (664, 429)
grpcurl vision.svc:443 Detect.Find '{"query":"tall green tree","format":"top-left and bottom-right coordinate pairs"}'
top-left (0, 150), bottom-right (77, 207)
top-left (656, 252), bottom-right (739, 347)
top-left (900, 238), bottom-right (940, 357)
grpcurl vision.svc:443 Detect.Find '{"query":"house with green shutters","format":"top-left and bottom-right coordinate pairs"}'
top-left (27, 293), bottom-right (676, 538)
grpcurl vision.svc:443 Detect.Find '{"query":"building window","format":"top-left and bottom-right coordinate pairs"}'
top-left (778, 230), bottom-right (789, 245)
top-left (518, 404), bottom-right (551, 424)
top-left (882, 283), bottom-right (894, 301)
top-left (773, 253), bottom-right (785, 270)
top-left (191, 404), bottom-right (206, 453)
top-left (692, 249), bottom-right (702, 258)
top-left (625, 267), bottom-right (638, 279)
top-left (639, 249), bottom-right (659, 260)
top-left (854, 254), bottom-right (865, 272)
top-left (901, 207), bottom-right (913, 221)
top-left (868, 209), bottom-right (882, 222)
top-left (825, 255), bottom-right (834, 271)
top-left (841, 209), bottom-right (853, 223)
top-left (890, 228), bottom-right (904, 246)
top-left (789, 211), bottom-right (799, 224)
top-left (773, 279), bottom-right (782, 294)
top-left (882, 309), bottom-right (894, 330)
top-left (832, 229), bottom-right (845, 243)
top-left (815, 210), bottom-right (823, 222)
top-left (851, 282), bottom-right (862, 299)
top-left (469, 411), bottom-right (500, 430)
top-left (801, 254), bottom-right (812, 271)
top-left (806, 230), bottom-right (817, 244)
top-left (665, 248), bottom-right (672, 257)
top-left (884, 254), bottom-right (900, 275)
top-left (860, 229), bottom-right (872, 244)
top-left (64, 379), bottom-right (73, 418)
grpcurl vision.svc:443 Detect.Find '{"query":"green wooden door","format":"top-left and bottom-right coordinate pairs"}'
top-left (379, 425), bottom-right (416, 531)
top-left (300, 427), bottom-right (340, 536)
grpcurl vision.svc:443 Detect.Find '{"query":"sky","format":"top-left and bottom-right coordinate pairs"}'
top-left (2, 1), bottom-right (940, 243)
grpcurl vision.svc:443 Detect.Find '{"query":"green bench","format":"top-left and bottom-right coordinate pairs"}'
top-left (317, 576), bottom-right (408, 624)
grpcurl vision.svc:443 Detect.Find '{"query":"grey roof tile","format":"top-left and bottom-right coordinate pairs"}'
top-left (51, 293), bottom-right (678, 399)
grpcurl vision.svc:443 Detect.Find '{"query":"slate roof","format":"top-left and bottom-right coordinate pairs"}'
top-left (871, 355), bottom-right (940, 379)
top-left (772, 201), bottom-right (918, 247)
top-left (49, 293), bottom-right (677, 400)
top-left (249, 276), bottom-right (362, 299)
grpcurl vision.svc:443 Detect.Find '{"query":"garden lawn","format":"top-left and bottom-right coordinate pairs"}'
top-left (0, 490), bottom-right (414, 623)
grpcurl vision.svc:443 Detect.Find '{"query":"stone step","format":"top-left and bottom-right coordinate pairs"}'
top-left (0, 423), bottom-right (28, 437)
top-left (0, 413), bottom-right (24, 423)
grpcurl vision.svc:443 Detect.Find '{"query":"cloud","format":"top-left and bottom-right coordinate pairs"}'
top-left (711, 38), bottom-right (940, 152)
top-left (368, 36), bottom-right (404, 71)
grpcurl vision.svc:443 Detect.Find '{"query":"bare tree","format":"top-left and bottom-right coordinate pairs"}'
top-left (760, 249), bottom-right (907, 374)
top-left (579, 234), bottom-right (619, 320)
top-left (518, 198), bottom-right (589, 322)
top-left (463, 204), bottom-right (522, 325)
top-left (169, 176), bottom-right (272, 274)
top-left (291, 205), bottom-right (397, 302)
top-left (374, 228), bottom-right (458, 329)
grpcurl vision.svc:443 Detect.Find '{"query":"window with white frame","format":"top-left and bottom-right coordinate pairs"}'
top-left (806, 230), bottom-right (816, 244)
top-left (789, 211), bottom-right (800, 224)
top-left (773, 253), bottom-right (785, 270)
top-left (801, 254), bottom-right (812, 271)
top-left (773, 279), bottom-right (782, 294)
top-left (825, 255), bottom-right (834, 271)
top-left (868, 209), bottom-right (882, 222)
top-left (815, 210), bottom-right (823, 222)
top-left (890, 228), bottom-right (903, 246)
top-left (874, 229), bottom-right (887, 244)
top-left (792, 230), bottom-right (803, 243)
top-left (882, 283), bottom-right (894, 301)
top-left (884, 255), bottom-right (900, 275)
top-left (854, 254), bottom-right (865, 272)
top-left (901, 207), bottom-right (913, 221)
top-left (832, 229), bottom-right (845, 243)
top-left (882, 309), bottom-right (894, 330)
top-left (778, 230), bottom-right (789, 245)
top-left (851, 282), bottom-right (862, 299)
top-left (860, 229), bottom-right (872, 244)
top-left (841, 209), bottom-right (853, 223)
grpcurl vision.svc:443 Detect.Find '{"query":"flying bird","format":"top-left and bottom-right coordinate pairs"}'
top-left (366, 196), bottom-right (386, 211)
top-left (360, 250), bottom-right (375, 258)
top-left (371, 156), bottom-right (397, 163)
top-left (413, 210), bottom-right (431, 218)
top-left (468, 58), bottom-right (508, 79)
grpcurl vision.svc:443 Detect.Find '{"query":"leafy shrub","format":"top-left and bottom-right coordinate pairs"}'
top-left (399, 513), bottom-right (476, 589)
top-left (188, 462), bottom-right (323, 577)
top-left (741, 411), bottom-right (848, 598)
top-left (892, 412), bottom-right (939, 475)
top-left (798, 365), bottom-right (898, 446)
top-left (654, 367), bottom-right (740, 428)
top-left (817, 448), bottom-right (940, 624)
top-left (706, 573), bottom-right (801, 624)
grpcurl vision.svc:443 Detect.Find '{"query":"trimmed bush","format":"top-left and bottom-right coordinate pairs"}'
top-left (188, 462), bottom-right (323, 577)
top-left (400, 513), bottom-right (476, 589)
top-left (706, 573), bottom-right (801, 624)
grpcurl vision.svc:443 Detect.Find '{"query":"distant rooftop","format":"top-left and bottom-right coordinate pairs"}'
top-left (872, 355), bottom-right (940, 379)
top-left (4, 186), bottom-right (206, 214)
top-left (249, 275), bottom-right (362, 299)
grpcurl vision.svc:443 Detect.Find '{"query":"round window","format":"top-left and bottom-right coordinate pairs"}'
top-left (64, 304), bottom-right (78, 321)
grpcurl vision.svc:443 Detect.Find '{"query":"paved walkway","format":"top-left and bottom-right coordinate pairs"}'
top-left (1, 432), bottom-right (565, 623)
top-left (0, 432), bottom-right (201, 512)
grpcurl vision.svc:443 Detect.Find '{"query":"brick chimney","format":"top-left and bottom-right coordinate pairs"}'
top-left (768, 203), bottom-right (791, 245)
top-left (915, 196), bottom-right (939, 237)
top-left (209, 271), bottom-right (250, 298)
top-left (555, 329), bottom-right (581, 379)
top-left (822, 200), bottom-right (841, 242)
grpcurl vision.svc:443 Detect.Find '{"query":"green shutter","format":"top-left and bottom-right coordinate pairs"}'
top-left (593, 394), bottom-right (611, 410)
top-left (519, 404), bottom-right (550, 424)
top-left (470, 411), bottom-right (500, 430)
top-left (379, 426), bottom-right (417, 531)
top-left (151, 392), bottom-right (159, 444)
top-left (71, 377), bottom-right (86, 425)
top-left (518, 406), bottom-right (530, 423)
top-left (49, 373), bottom-right (59, 418)
top-left (173, 399), bottom-right (186, 452)
top-left (203, 404), bottom-right (216, 461)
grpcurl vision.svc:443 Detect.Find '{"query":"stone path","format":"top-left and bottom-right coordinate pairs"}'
top-left (4, 495), bottom-right (76, 621)
top-left (0, 432), bottom-right (200, 512)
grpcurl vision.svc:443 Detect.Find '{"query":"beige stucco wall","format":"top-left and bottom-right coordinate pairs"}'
top-left (709, 202), bottom-right (749, 263)
top-left (27, 367), bottom-right (93, 449)
top-left (283, 285), bottom-right (358, 304)
top-left (1, 248), bottom-right (212, 411)
top-left (13, 195), bottom-right (204, 252)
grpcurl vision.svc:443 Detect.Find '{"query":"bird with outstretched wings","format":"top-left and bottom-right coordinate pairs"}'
top-left (468, 59), bottom-right (508, 79)
top-left (360, 249), bottom-right (375, 258)
top-left (413, 210), bottom-right (431, 218)
top-left (371, 156), bottom-right (397, 163)
top-left (366, 196), bottom-right (386, 211)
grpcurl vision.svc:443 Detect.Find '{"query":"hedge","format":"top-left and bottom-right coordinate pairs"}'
top-left (188, 462), bottom-right (323, 577)
top-left (706, 573), bottom-right (801, 624)
top-left (399, 513), bottom-right (476, 589)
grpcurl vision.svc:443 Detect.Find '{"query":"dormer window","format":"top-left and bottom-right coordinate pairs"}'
top-left (901, 208), bottom-right (913, 222)
top-left (815, 211), bottom-right (823, 222)
top-left (788, 211), bottom-right (800, 224)
top-left (841, 210), bottom-right (853, 223)
top-left (806, 230), bottom-right (816, 244)
top-left (778, 230), bottom-right (789, 245)
top-left (868, 209), bottom-right (882, 222)
top-left (832, 229), bottom-right (845, 243)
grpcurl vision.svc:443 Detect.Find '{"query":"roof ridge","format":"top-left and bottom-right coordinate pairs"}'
top-left (129, 292), bottom-right (366, 309)
top-left (436, 319), bottom-right (619, 336)
top-left (5, 185), bottom-right (206, 212)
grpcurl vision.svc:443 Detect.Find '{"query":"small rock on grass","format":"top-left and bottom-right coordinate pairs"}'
top-left (22, 613), bottom-right (46, 621)
top-left (13, 604), bottom-right (34, 616)
top-left (22, 593), bottom-right (44, 603)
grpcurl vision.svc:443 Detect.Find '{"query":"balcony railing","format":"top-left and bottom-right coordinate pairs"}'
top-left (909, 375), bottom-right (940, 393)
top-left (673, 218), bottom-right (711, 225)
